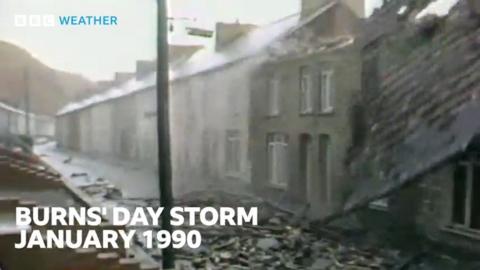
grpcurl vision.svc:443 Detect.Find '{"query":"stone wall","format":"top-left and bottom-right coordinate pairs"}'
top-left (250, 49), bottom-right (362, 218)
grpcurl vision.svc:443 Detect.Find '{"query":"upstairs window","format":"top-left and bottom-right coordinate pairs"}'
top-left (267, 134), bottom-right (289, 187)
top-left (452, 158), bottom-right (480, 230)
top-left (320, 70), bottom-right (334, 113)
top-left (225, 130), bottom-right (241, 175)
top-left (299, 66), bottom-right (313, 114)
top-left (268, 76), bottom-right (280, 116)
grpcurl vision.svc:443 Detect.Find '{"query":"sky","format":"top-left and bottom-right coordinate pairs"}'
top-left (0, 0), bottom-right (384, 81)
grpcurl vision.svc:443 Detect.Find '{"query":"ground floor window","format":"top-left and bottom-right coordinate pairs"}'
top-left (453, 159), bottom-right (480, 229)
top-left (267, 133), bottom-right (289, 187)
top-left (225, 130), bottom-right (241, 175)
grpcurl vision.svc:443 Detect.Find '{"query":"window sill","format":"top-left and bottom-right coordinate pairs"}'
top-left (266, 182), bottom-right (287, 190)
top-left (318, 110), bottom-right (335, 116)
top-left (299, 110), bottom-right (335, 116)
top-left (299, 111), bottom-right (315, 116)
top-left (368, 201), bottom-right (389, 211)
top-left (442, 225), bottom-right (480, 240)
top-left (225, 172), bottom-right (242, 179)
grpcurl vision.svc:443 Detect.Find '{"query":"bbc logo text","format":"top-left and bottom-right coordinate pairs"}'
top-left (14, 15), bottom-right (119, 27)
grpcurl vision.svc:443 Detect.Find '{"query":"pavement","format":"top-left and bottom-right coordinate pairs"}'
top-left (35, 142), bottom-right (159, 199)
top-left (34, 141), bottom-right (160, 268)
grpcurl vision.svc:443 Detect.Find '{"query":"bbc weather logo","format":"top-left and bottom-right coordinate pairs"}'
top-left (14, 15), bottom-right (119, 27)
top-left (15, 15), bottom-right (55, 27)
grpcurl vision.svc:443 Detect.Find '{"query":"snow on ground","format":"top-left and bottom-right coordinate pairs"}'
top-left (35, 142), bottom-right (159, 199)
top-left (416, 0), bottom-right (460, 19)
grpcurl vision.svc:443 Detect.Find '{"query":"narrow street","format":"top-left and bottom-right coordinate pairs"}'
top-left (34, 142), bottom-right (480, 270)
top-left (35, 142), bottom-right (159, 199)
top-left (1, 0), bottom-right (480, 269)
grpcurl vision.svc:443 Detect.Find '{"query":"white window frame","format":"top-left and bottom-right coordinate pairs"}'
top-left (268, 134), bottom-right (288, 187)
top-left (225, 131), bottom-right (241, 176)
top-left (268, 76), bottom-right (280, 116)
top-left (320, 70), bottom-right (334, 113)
top-left (300, 66), bottom-right (313, 114)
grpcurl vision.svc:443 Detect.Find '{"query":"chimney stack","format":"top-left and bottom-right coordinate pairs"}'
top-left (301, 0), bottom-right (329, 18)
top-left (114, 72), bottom-right (134, 85)
top-left (214, 22), bottom-right (257, 51)
top-left (135, 60), bottom-right (157, 80)
top-left (342, 0), bottom-right (366, 18)
top-left (300, 0), bottom-right (366, 18)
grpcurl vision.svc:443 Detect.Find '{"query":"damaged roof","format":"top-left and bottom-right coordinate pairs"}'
top-left (345, 0), bottom-right (480, 211)
top-left (57, 1), bottom-right (341, 116)
top-left (57, 13), bottom-right (301, 116)
top-left (0, 101), bottom-right (45, 118)
top-left (0, 101), bottom-right (25, 115)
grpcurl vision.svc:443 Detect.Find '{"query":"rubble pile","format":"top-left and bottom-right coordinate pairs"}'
top-left (76, 173), bottom-right (124, 201)
top-left (55, 169), bottom-right (478, 270)
top-left (171, 192), bottom-right (401, 270)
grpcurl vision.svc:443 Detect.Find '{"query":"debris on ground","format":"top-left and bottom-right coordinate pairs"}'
top-left (63, 156), bottom-right (73, 164)
top-left (37, 145), bottom-right (480, 270)
top-left (71, 172), bottom-right (88, 178)
top-left (135, 192), bottom-right (402, 270)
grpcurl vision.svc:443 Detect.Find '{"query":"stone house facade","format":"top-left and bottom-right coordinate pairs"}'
top-left (249, 1), bottom-right (362, 218)
top-left (56, 0), bottom-right (366, 211)
top-left (1, 102), bottom-right (54, 138)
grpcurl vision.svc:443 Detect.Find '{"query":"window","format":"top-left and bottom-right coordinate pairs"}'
top-left (268, 76), bottom-right (280, 116)
top-left (319, 134), bottom-right (331, 203)
top-left (267, 134), bottom-right (289, 187)
top-left (225, 130), bottom-right (241, 175)
top-left (300, 66), bottom-right (313, 114)
top-left (320, 70), bottom-right (334, 113)
top-left (452, 159), bottom-right (480, 229)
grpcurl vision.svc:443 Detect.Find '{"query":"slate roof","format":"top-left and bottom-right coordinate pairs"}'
top-left (0, 101), bottom-right (42, 118)
top-left (345, 0), bottom-right (480, 211)
top-left (0, 102), bottom-right (25, 115)
top-left (57, 1), bottom-right (341, 116)
top-left (57, 14), bottom-right (302, 116)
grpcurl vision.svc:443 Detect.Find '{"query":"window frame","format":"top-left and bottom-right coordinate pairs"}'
top-left (225, 130), bottom-right (241, 176)
top-left (267, 134), bottom-right (289, 188)
top-left (319, 69), bottom-right (335, 114)
top-left (452, 158), bottom-right (480, 230)
top-left (299, 66), bottom-right (314, 115)
top-left (267, 75), bottom-right (281, 117)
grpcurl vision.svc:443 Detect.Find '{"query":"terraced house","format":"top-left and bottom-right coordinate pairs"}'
top-left (171, 0), bottom-right (365, 214)
top-left (55, 0), bottom-right (365, 216)
top-left (345, 0), bottom-right (480, 253)
top-left (249, 0), bottom-right (363, 218)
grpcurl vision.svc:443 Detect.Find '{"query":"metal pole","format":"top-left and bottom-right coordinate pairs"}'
top-left (157, 0), bottom-right (175, 269)
top-left (24, 68), bottom-right (31, 137)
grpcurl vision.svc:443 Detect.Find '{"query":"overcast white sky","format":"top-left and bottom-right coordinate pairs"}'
top-left (0, 0), bottom-right (384, 81)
